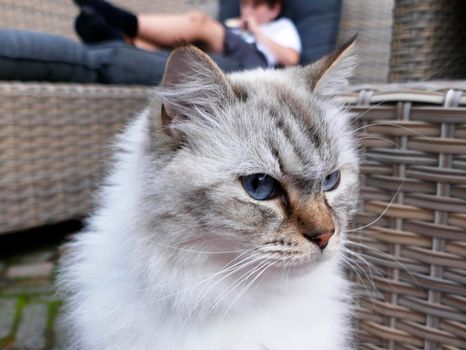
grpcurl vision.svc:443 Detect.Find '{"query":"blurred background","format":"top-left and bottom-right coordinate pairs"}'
top-left (1, 0), bottom-right (466, 83)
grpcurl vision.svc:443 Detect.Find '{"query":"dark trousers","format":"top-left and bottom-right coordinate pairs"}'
top-left (0, 29), bottom-right (248, 85)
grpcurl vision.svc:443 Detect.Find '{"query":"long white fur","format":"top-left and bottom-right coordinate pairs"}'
top-left (57, 46), bottom-right (358, 350)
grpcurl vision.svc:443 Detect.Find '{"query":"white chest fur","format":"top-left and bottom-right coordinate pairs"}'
top-left (183, 266), bottom-right (352, 350)
top-left (67, 237), bottom-right (352, 350)
top-left (60, 113), bottom-right (354, 350)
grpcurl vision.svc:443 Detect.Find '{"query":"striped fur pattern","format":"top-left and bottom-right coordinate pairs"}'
top-left (58, 43), bottom-right (359, 350)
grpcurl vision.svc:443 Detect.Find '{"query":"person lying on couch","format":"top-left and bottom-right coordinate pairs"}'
top-left (74, 0), bottom-right (301, 68)
top-left (0, 0), bottom-right (342, 85)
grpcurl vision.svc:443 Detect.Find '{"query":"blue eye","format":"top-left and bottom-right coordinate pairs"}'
top-left (241, 174), bottom-right (280, 200)
top-left (323, 170), bottom-right (341, 192)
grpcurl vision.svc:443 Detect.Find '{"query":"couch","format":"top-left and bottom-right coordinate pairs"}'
top-left (0, 0), bottom-right (346, 233)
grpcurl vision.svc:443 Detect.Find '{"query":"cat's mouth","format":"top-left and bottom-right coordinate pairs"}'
top-left (255, 226), bottom-right (341, 269)
top-left (256, 245), bottom-right (332, 269)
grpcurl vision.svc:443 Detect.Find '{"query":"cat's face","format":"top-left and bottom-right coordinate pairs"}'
top-left (145, 43), bottom-right (358, 271)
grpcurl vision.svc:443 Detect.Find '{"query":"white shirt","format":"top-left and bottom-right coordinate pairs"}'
top-left (232, 18), bottom-right (302, 67)
top-left (257, 18), bottom-right (302, 67)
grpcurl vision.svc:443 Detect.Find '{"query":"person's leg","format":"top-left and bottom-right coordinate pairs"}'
top-left (0, 29), bottom-right (99, 82)
top-left (137, 10), bottom-right (225, 53)
top-left (75, 0), bottom-right (225, 53)
top-left (132, 38), bottom-right (162, 52)
top-left (74, 0), bottom-right (138, 37)
top-left (75, 6), bottom-right (124, 43)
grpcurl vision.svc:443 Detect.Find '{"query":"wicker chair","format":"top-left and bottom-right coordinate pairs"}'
top-left (1, 2), bottom-right (465, 348)
top-left (343, 82), bottom-right (466, 349)
top-left (0, 0), bottom-right (215, 234)
top-left (0, 0), bottom-right (397, 233)
top-left (389, 0), bottom-right (466, 82)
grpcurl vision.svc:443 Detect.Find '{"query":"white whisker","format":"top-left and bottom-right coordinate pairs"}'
top-left (219, 257), bottom-right (278, 323)
top-left (345, 241), bottom-right (418, 287)
top-left (347, 180), bottom-right (405, 232)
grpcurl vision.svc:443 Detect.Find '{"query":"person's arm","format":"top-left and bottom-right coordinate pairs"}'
top-left (245, 17), bottom-right (300, 67)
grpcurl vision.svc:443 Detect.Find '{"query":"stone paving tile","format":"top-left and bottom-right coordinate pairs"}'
top-left (34, 295), bottom-right (61, 304)
top-left (0, 299), bottom-right (17, 339)
top-left (14, 251), bottom-right (55, 265)
top-left (6, 263), bottom-right (54, 280)
top-left (14, 304), bottom-right (48, 350)
top-left (52, 317), bottom-right (67, 350)
top-left (0, 221), bottom-right (83, 349)
top-left (1, 284), bottom-right (55, 297)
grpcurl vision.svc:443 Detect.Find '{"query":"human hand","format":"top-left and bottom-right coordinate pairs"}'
top-left (225, 17), bottom-right (242, 28)
top-left (242, 16), bottom-right (260, 35)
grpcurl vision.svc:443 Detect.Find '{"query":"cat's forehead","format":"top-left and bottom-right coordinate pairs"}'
top-left (222, 69), bottom-right (343, 184)
top-left (228, 68), bottom-right (310, 102)
top-left (227, 69), bottom-right (327, 125)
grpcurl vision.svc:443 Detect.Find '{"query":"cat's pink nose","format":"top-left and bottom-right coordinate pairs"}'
top-left (304, 230), bottom-right (334, 250)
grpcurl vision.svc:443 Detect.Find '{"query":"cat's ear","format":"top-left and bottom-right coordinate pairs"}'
top-left (305, 36), bottom-right (357, 96)
top-left (158, 45), bottom-right (235, 137)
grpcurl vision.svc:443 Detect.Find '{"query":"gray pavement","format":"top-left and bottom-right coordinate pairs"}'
top-left (0, 226), bottom-right (73, 350)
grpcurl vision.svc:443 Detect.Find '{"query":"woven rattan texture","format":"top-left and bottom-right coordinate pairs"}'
top-left (340, 83), bottom-right (466, 349)
top-left (389, 0), bottom-right (466, 82)
top-left (338, 0), bottom-right (394, 84)
top-left (0, 83), bottom-right (150, 233)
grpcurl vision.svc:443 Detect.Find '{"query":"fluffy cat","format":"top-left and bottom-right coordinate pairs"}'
top-left (58, 39), bottom-right (359, 350)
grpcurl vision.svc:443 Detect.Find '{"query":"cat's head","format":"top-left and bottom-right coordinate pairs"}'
top-left (143, 40), bottom-right (358, 271)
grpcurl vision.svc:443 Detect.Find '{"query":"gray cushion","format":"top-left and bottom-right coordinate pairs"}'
top-left (0, 29), bottom-right (99, 83)
top-left (0, 29), bottom-right (244, 85)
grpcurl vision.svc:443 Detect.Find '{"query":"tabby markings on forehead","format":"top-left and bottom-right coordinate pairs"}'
top-left (245, 100), bottom-right (309, 170)
top-left (278, 91), bottom-right (323, 149)
top-left (273, 117), bottom-right (310, 169)
top-left (270, 147), bottom-right (289, 184)
top-left (272, 117), bottom-right (322, 195)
